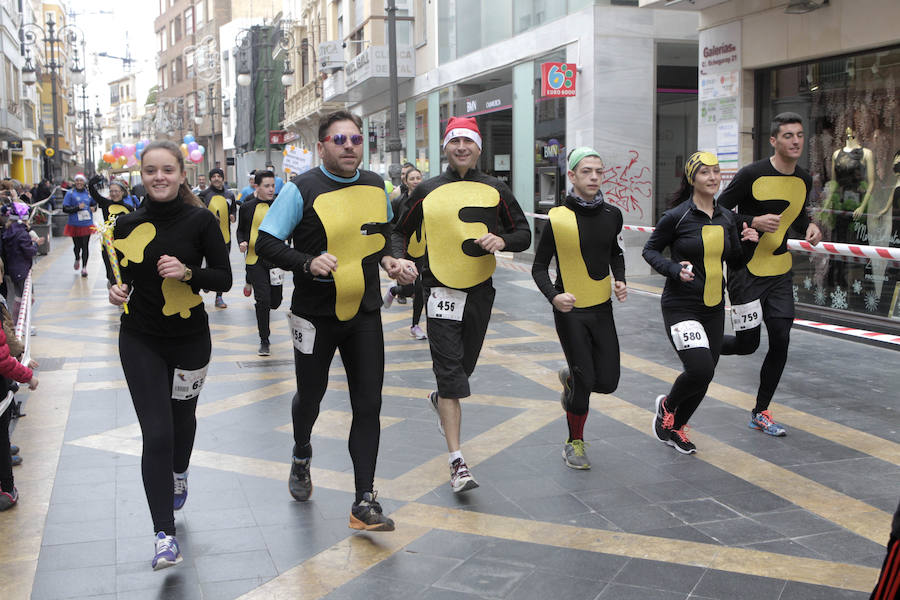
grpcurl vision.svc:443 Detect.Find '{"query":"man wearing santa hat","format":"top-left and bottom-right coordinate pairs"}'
top-left (392, 116), bottom-right (531, 493)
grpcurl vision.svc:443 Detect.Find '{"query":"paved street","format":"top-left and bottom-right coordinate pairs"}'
top-left (1, 234), bottom-right (898, 600)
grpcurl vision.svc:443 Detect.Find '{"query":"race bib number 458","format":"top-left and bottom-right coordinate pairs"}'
top-left (670, 320), bottom-right (709, 351)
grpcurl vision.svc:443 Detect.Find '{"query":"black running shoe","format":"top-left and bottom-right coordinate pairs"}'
top-left (652, 395), bottom-right (675, 443)
top-left (349, 491), bottom-right (394, 531)
top-left (288, 456), bottom-right (313, 501)
top-left (258, 341), bottom-right (271, 356)
top-left (667, 425), bottom-right (697, 455)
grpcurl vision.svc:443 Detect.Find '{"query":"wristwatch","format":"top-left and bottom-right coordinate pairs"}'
top-left (181, 266), bottom-right (193, 282)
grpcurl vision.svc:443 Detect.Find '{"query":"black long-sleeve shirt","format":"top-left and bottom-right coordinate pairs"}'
top-left (199, 186), bottom-right (237, 244)
top-left (391, 166), bottom-right (531, 291)
top-left (642, 199), bottom-right (745, 311)
top-left (87, 177), bottom-right (136, 222)
top-left (114, 196), bottom-right (232, 337)
top-left (236, 194), bottom-right (276, 266)
top-left (255, 165), bottom-right (392, 321)
top-left (531, 195), bottom-right (625, 310)
top-left (716, 158), bottom-right (812, 278)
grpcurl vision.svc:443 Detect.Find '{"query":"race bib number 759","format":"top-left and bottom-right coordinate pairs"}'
top-left (731, 299), bottom-right (762, 331)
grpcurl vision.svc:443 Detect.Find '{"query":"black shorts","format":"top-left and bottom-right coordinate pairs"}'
top-left (425, 284), bottom-right (495, 399)
top-left (727, 268), bottom-right (794, 320)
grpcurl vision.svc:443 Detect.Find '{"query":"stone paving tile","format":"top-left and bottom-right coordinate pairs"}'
top-left (692, 569), bottom-right (786, 599)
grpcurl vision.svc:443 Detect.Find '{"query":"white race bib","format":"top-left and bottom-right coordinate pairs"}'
top-left (731, 299), bottom-right (762, 331)
top-left (77, 209), bottom-right (91, 222)
top-left (172, 365), bottom-right (209, 400)
top-left (270, 268), bottom-right (285, 286)
top-left (288, 313), bottom-right (316, 354)
top-left (427, 287), bottom-right (467, 321)
top-left (670, 320), bottom-right (709, 351)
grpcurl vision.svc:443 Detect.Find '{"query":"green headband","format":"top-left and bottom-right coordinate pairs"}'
top-left (567, 147), bottom-right (602, 172)
top-left (685, 151), bottom-right (719, 184)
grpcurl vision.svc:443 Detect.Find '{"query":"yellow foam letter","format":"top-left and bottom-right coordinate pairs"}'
top-left (746, 176), bottom-right (806, 277)
top-left (422, 181), bottom-right (498, 289)
top-left (246, 203), bottom-right (270, 265)
top-left (314, 185), bottom-right (388, 321)
top-left (701, 225), bottom-right (725, 307)
top-left (548, 206), bottom-right (611, 307)
top-left (207, 194), bottom-right (231, 243)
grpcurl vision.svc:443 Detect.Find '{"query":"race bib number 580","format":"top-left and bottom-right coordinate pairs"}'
top-left (669, 320), bottom-right (709, 351)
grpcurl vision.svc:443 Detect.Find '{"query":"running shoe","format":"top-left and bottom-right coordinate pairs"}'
top-left (288, 456), bottom-right (313, 501)
top-left (749, 410), bottom-right (786, 436)
top-left (428, 391), bottom-right (445, 436)
top-left (9, 445), bottom-right (18, 455)
top-left (349, 491), bottom-right (395, 531)
top-left (151, 531), bottom-right (183, 570)
top-left (558, 367), bottom-right (572, 410)
top-left (396, 296), bottom-right (407, 305)
top-left (383, 287), bottom-right (395, 308)
top-left (173, 471), bottom-right (188, 511)
top-left (450, 458), bottom-right (478, 493)
top-left (258, 341), bottom-right (271, 356)
top-left (81, 269), bottom-right (88, 278)
top-left (243, 283), bottom-right (252, 297)
top-left (409, 325), bottom-right (427, 340)
top-left (215, 295), bottom-right (227, 309)
top-left (563, 439), bottom-right (591, 470)
top-left (73, 259), bottom-right (80, 271)
top-left (652, 395), bottom-right (675, 443)
top-left (11, 455), bottom-right (22, 467)
top-left (667, 425), bottom-right (697, 455)
top-left (0, 487), bottom-right (17, 511)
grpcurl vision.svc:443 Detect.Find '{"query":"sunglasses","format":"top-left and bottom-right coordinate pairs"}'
top-left (322, 134), bottom-right (364, 146)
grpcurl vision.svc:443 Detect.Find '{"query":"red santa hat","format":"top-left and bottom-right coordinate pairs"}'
top-left (74, 173), bottom-right (86, 182)
top-left (443, 117), bottom-right (482, 150)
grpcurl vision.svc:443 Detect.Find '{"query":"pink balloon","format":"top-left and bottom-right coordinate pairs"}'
top-left (113, 146), bottom-right (125, 158)
top-left (189, 149), bottom-right (203, 162)
top-left (124, 144), bottom-right (136, 156)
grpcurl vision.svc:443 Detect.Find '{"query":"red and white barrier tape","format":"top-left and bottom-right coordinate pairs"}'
top-left (15, 269), bottom-right (33, 366)
top-left (526, 212), bottom-right (900, 260)
top-left (793, 319), bottom-right (900, 346)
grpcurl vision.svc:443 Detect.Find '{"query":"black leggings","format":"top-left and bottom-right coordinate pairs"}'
top-left (721, 316), bottom-right (791, 413)
top-left (246, 263), bottom-right (283, 342)
top-left (72, 235), bottom-right (90, 263)
top-left (119, 328), bottom-right (211, 536)
top-left (291, 310), bottom-right (383, 501)
top-left (0, 404), bottom-right (12, 493)
top-left (553, 304), bottom-right (620, 415)
top-left (662, 307), bottom-right (725, 429)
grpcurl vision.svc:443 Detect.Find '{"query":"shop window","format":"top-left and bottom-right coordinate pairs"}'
top-left (757, 45), bottom-right (900, 321)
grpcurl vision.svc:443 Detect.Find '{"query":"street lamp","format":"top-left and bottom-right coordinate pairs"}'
top-left (235, 21), bottom-right (295, 165)
top-left (20, 14), bottom-right (84, 181)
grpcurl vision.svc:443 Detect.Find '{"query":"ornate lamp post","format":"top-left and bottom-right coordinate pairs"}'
top-left (20, 14), bottom-right (84, 181)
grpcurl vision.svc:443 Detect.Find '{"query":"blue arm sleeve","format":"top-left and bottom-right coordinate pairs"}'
top-left (259, 181), bottom-right (303, 240)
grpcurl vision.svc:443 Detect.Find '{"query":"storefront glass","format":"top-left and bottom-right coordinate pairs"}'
top-left (365, 104), bottom-right (407, 179)
top-left (533, 50), bottom-right (567, 244)
top-left (757, 45), bottom-right (900, 323)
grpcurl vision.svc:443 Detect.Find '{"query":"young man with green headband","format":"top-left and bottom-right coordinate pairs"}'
top-left (531, 147), bottom-right (627, 469)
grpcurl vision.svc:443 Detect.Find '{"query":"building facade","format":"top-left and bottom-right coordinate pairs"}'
top-left (642, 0), bottom-right (900, 330)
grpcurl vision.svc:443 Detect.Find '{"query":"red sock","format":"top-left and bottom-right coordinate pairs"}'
top-left (566, 411), bottom-right (588, 441)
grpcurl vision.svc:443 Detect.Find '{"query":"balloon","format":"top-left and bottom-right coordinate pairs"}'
top-left (126, 155), bottom-right (138, 167)
top-left (135, 141), bottom-right (144, 150)
top-left (180, 143), bottom-right (189, 156)
top-left (124, 144), bottom-right (136, 156)
top-left (184, 134), bottom-right (195, 144)
top-left (187, 141), bottom-right (199, 152)
top-left (197, 145), bottom-right (205, 155)
top-left (102, 152), bottom-right (115, 163)
top-left (189, 149), bottom-right (203, 162)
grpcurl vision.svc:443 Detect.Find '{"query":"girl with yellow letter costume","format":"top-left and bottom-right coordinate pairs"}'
top-left (643, 152), bottom-right (758, 454)
top-left (109, 140), bottom-right (232, 570)
top-left (392, 116), bottom-right (531, 493)
top-left (531, 147), bottom-right (627, 470)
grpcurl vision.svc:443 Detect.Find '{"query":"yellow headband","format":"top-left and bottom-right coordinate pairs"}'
top-left (685, 151), bottom-right (718, 185)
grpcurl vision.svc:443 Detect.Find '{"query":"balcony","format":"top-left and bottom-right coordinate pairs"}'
top-left (285, 80), bottom-right (345, 128)
top-left (322, 45), bottom-right (415, 104)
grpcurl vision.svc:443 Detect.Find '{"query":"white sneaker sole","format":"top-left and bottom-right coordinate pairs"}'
top-left (652, 395), bottom-right (668, 442)
top-left (666, 439), bottom-right (697, 455)
top-left (152, 554), bottom-right (183, 571)
top-left (451, 477), bottom-right (479, 493)
top-left (562, 448), bottom-right (591, 470)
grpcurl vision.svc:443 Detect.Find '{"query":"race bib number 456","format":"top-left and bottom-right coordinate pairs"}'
top-left (427, 287), bottom-right (467, 321)
top-left (670, 320), bottom-right (709, 351)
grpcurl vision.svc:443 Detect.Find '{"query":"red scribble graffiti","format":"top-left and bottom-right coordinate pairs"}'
top-left (602, 150), bottom-right (651, 220)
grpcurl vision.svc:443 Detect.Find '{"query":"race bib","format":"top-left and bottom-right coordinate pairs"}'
top-left (670, 320), bottom-right (709, 351)
top-left (77, 209), bottom-right (91, 222)
top-left (288, 313), bottom-right (316, 354)
top-left (172, 365), bottom-right (209, 400)
top-left (270, 268), bottom-right (285, 286)
top-left (731, 299), bottom-right (762, 331)
top-left (427, 287), bottom-right (467, 321)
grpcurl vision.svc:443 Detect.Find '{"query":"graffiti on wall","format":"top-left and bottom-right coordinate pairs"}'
top-left (602, 150), bottom-right (651, 220)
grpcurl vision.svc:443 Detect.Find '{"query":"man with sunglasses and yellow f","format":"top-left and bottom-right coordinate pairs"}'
top-left (255, 110), bottom-right (417, 532)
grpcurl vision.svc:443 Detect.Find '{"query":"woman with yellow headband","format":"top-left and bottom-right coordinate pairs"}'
top-left (642, 151), bottom-right (758, 454)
